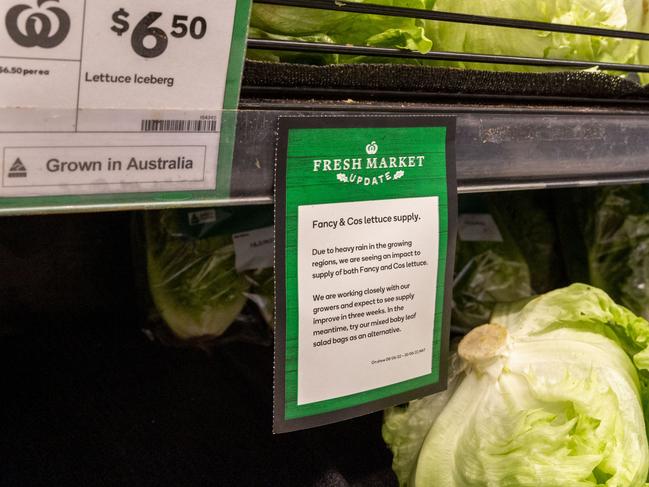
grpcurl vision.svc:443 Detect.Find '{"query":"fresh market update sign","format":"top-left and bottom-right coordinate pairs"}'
top-left (274, 116), bottom-right (457, 433)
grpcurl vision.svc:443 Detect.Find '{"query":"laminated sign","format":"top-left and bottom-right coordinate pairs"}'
top-left (274, 116), bottom-right (457, 433)
top-left (0, 0), bottom-right (251, 213)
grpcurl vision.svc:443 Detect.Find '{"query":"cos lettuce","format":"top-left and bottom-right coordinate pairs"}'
top-left (453, 192), bottom-right (560, 331)
top-left (384, 284), bottom-right (649, 486)
top-left (453, 196), bottom-right (533, 331)
top-left (582, 186), bottom-right (649, 321)
top-left (144, 207), bottom-right (274, 340)
top-left (145, 211), bottom-right (250, 340)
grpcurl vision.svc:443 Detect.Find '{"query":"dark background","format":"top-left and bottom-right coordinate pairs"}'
top-left (0, 212), bottom-right (395, 487)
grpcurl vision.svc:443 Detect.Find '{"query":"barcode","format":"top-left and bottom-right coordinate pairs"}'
top-left (140, 119), bottom-right (218, 132)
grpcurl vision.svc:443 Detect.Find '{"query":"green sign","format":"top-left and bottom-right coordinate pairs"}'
top-left (0, 0), bottom-right (251, 215)
top-left (274, 116), bottom-right (457, 433)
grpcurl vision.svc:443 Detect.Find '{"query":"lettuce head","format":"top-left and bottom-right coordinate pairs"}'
top-left (425, 0), bottom-right (645, 74)
top-left (248, 0), bottom-right (647, 83)
top-left (384, 284), bottom-right (649, 486)
top-left (145, 211), bottom-right (250, 340)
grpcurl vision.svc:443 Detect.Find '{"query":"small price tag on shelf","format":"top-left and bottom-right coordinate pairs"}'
top-left (233, 226), bottom-right (274, 273)
top-left (0, 0), bottom-right (251, 209)
top-left (458, 213), bottom-right (503, 242)
top-left (273, 116), bottom-right (458, 433)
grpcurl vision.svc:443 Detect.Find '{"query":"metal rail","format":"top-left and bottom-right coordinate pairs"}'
top-left (248, 39), bottom-right (649, 73)
top-left (255, 0), bottom-right (649, 41)
top-left (229, 100), bottom-right (649, 201)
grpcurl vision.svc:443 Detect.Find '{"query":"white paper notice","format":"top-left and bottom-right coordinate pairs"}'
top-left (297, 197), bottom-right (439, 405)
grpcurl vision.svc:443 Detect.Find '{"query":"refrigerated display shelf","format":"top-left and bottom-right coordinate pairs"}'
top-left (247, 38), bottom-right (649, 74)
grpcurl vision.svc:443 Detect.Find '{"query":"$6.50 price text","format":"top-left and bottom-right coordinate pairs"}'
top-left (111, 9), bottom-right (207, 59)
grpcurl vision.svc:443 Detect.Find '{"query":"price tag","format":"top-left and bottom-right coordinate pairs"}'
top-left (458, 213), bottom-right (503, 242)
top-left (274, 116), bottom-right (457, 433)
top-left (233, 226), bottom-right (274, 273)
top-left (0, 0), bottom-right (251, 209)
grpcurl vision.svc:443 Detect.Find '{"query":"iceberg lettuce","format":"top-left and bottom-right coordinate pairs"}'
top-left (425, 0), bottom-right (645, 74)
top-left (248, 0), bottom-right (433, 64)
top-left (384, 284), bottom-right (649, 486)
top-left (248, 0), bottom-right (647, 82)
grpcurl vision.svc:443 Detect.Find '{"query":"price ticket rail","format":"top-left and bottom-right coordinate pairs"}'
top-left (230, 99), bottom-right (649, 199)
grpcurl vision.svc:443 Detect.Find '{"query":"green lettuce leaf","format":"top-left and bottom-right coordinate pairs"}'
top-left (248, 0), bottom-right (647, 83)
top-left (453, 195), bottom-right (534, 331)
top-left (425, 0), bottom-right (645, 74)
top-left (383, 354), bottom-right (465, 486)
top-left (248, 0), bottom-right (433, 64)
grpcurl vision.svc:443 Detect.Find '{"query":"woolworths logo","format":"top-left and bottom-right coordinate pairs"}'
top-left (312, 141), bottom-right (425, 187)
top-left (365, 141), bottom-right (378, 155)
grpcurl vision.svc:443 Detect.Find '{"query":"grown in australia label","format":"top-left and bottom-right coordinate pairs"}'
top-left (2, 145), bottom-right (206, 195)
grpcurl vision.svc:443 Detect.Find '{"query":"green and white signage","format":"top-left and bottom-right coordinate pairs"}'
top-left (0, 0), bottom-right (251, 213)
top-left (274, 116), bottom-right (457, 433)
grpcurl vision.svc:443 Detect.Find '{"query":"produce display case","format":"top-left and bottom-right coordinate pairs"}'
top-left (4, 0), bottom-right (649, 485)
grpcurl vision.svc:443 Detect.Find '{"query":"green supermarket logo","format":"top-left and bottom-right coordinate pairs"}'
top-left (312, 141), bottom-right (426, 186)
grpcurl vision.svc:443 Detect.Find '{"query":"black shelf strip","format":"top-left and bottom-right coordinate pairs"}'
top-left (241, 86), bottom-right (649, 106)
top-left (247, 39), bottom-right (649, 73)
top-left (255, 0), bottom-right (649, 41)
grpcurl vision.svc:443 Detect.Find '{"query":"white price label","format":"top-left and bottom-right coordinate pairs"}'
top-left (458, 213), bottom-right (503, 242)
top-left (233, 226), bottom-right (274, 272)
top-left (0, 0), bottom-right (247, 198)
